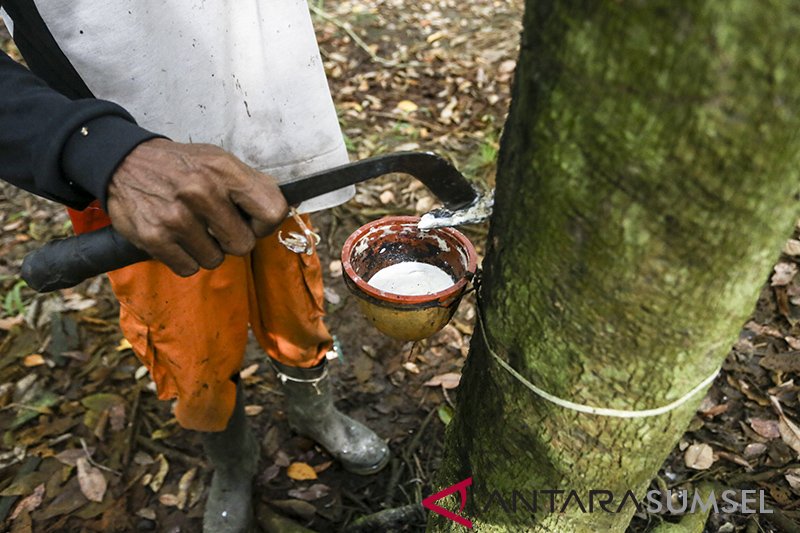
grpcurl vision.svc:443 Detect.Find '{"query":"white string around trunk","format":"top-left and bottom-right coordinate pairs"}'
top-left (475, 299), bottom-right (720, 418)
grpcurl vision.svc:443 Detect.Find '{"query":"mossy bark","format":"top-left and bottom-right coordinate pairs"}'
top-left (430, 1), bottom-right (800, 531)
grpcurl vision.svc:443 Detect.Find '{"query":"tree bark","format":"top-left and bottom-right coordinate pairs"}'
top-left (431, 1), bottom-right (800, 531)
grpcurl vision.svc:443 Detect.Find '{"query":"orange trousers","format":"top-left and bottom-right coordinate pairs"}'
top-left (68, 202), bottom-right (333, 431)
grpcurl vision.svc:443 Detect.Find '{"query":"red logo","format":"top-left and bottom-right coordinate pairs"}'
top-left (422, 477), bottom-right (473, 529)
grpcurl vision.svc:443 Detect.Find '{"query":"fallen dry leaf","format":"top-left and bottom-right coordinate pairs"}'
top-left (149, 454), bottom-right (169, 492)
top-left (55, 448), bottom-right (94, 467)
top-left (424, 372), bottom-right (462, 389)
top-left (786, 336), bottom-right (800, 350)
top-left (772, 262), bottom-right (798, 286)
top-left (76, 457), bottom-right (107, 503)
top-left (260, 464), bottom-right (281, 484)
top-left (109, 403), bottom-right (126, 432)
top-left (743, 443), bottom-right (767, 459)
top-left (749, 418), bottom-right (781, 440)
top-left (288, 483), bottom-right (330, 501)
top-left (240, 363), bottom-right (259, 380)
top-left (395, 99), bottom-right (418, 113)
top-left (0, 315), bottom-right (24, 331)
top-left (116, 338), bottom-right (133, 352)
top-left (313, 461), bottom-right (333, 473)
top-left (270, 499), bottom-right (316, 519)
top-left (760, 352), bottom-right (800, 373)
top-left (133, 451), bottom-right (154, 466)
top-left (684, 443), bottom-right (714, 470)
top-left (22, 354), bottom-right (46, 367)
top-left (786, 468), bottom-right (800, 491)
top-left (745, 320), bottom-right (783, 338)
top-left (287, 462), bottom-right (318, 481)
top-left (62, 294), bottom-right (97, 312)
top-left (784, 239), bottom-right (800, 256)
top-left (244, 405), bottom-right (264, 416)
top-left (136, 508), bottom-right (157, 521)
top-left (379, 190), bottom-right (396, 205)
top-left (403, 362), bottom-right (420, 374)
top-left (770, 395), bottom-right (800, 456)
top-left (176, 467), bottom-right (197, 510)
top-left (158, 493), bottom-right (180, 507)
top-left (10, 483), bottom-right (45, 520)
top-left (779, 417), bottom-right (800, 456)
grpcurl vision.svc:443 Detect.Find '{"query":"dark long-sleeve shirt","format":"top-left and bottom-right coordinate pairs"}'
top-left (1, 1), bottom-right (159, 209)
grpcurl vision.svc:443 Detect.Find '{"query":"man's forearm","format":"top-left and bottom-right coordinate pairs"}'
top-left (0, 50), bottom-right (160, 209)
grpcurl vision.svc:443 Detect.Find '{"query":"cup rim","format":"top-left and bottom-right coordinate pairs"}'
top-left (341, 215), bottom-right (478, 306)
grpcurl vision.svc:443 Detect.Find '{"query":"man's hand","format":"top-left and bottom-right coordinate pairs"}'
top-left (106, 139), bottom-right (288, 276)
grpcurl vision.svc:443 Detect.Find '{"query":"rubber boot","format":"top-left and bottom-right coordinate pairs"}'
top-left (270, 358), bottom-right (390, 475)
top-left (201, 379), bottom-right (259, 533)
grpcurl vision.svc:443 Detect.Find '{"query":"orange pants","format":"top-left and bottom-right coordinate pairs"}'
top-left (68, 202), bottom-right (333, 431)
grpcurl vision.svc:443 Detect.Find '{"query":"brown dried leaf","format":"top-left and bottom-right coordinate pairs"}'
top-left (55, 448), bottom-right (94, 467)
top-left (260, 464), bottom-right (281, 484)
top-left (176, 467), bottom-right (197, 510)
top-left (715, 450), bottom-right (751, 470)
top-left (287, 462), bottom-right (317, 481)
top-left (770, 395), bottom-right (800, 456)
top-left (744, 320), bottom-right (783, 338)
top-left (274, 450), bottom-right (291, 468)
top-left (786, 468), bottom-right (800, 490)
top-left (779, 417), bottom-right (800, 456)
top-left (684, 443), bottom-right (714, 470)
top-left (313, 461), bottom-right (333, 473)
top-left (116, 338), bottom-right (133, 352)
top-left (784, 239), bottom-right (800, 256)
top-left (288, 483), bottom-right (330, 501)
top-left (403, 362), bottom-right (420, 374)
top-left (136, 508), bottom-right (157, 520)
top-left (701, 403), bottom-right (729, 418)
top-left (240, 363), bottom-right (259, 380)
top-left (379, 190), bottom-right (396, 205)
top-left (133, 451), bottom-right (154, 466)
top-left (270, 499), bottom-right (316, 519)
top-left (158, 493), bottom-right (179, 507)
top-left (395, 100), bottom-right (418, 113)
top-left (0, 315), bottom-right (24, 331)
top-left (786, 336), bottom-right (800, 350)
top-left (62, 294), bottom-right (96, 312)
top-left (749, 418), bottom-right (781, 440)
top-left (743, 442), bottom-right (767, 459)
top-left (772, 262), bottom-right (798, 286)
top-left (10, 483), bottom-right (44, 520)
top-left (424, 372), bottom-right (461, 389)
top-left (244, 405), bottom-right (264, 416)
top-left (760, 352), bottom-right (800, 373)
top-left (22, 354), bottom-right (45, 367)
top-left (76, 457), bottom-right (106, 503)
top-left (149, 454), bottom-right (169, 493)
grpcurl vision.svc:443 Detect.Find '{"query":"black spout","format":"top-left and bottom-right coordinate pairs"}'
top-left (21, 152), bottom-right (477, 292)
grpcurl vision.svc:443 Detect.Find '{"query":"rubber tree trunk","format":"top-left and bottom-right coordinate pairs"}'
top-left (430, 1), bottom-right (800, 531)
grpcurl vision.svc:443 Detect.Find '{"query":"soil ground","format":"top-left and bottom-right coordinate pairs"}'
top-left (1, 2), bottom-right (799, 532)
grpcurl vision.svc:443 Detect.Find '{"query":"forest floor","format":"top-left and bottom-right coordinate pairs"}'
top-left (1, 1), bottom-right (799, 532)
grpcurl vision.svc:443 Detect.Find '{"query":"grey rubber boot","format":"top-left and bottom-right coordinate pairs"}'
top-left (270, 358), bottom-right (390, 475)
top-left (201, 379), bottom-right (259, 533)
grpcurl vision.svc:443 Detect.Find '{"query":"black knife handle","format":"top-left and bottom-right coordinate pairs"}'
top-left (21, 152), bottom-right (476, 292)
top-left (21, 226), bottom-right (150, 292)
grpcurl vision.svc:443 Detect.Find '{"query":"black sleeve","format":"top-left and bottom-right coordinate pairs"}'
top-left (0, 50), bottom-right (162, 209)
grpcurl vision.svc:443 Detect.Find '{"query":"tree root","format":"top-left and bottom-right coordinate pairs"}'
top-left (346, 503), bottom-right (426, 533)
